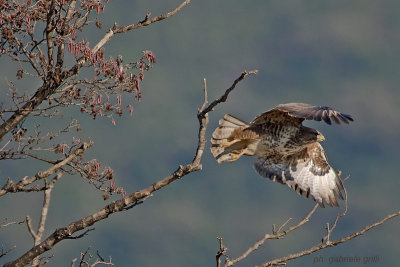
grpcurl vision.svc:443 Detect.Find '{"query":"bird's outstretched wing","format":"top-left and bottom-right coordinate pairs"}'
top-left (251, 102), bottom-right (353, 125)
top-left (253, 142), bottom-right (345, 207)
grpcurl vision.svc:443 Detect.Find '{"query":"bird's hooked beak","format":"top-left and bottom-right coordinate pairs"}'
top-left (317, 131), bottom-right (325, 142)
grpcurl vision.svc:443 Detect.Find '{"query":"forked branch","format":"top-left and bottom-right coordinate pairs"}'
top-left (216, 177), bottom-right (400, 267)
top-left (258, 210), bottom-right (400, 267)
top-left (91, 0), bottom-right (191, 54)
top-left (222, 204), bottom-right (319, 267)
top-left (0, 142), bottom-right (93, 197)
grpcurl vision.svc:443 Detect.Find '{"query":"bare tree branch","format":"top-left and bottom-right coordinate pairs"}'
top-left (56, 1), bottom-right (77, 70)
top-left (258, 210), bottom-right (400, 267)
top-left (200, 70), bottom-right (259, 115)
top-left (26, 215), bottom-right (38, 241)
top-left (0, 83), bottom-right (58, 141)
top-left (71, 247), bottom-right (114, 267)
top-left (37, 173), bottom-right (62, 244)
top-left (12, 35), bottom-right (44, 79)
top-left (216, 237), bottom-right (228, 267)
top-left (216, 175), bottom-right (400, 267)
top-left (222, 204), bottom-right (319, 267)
top-left (0, 142), bottom-right (92, 197)
top-left (66, 228), bottom-right (95, 240)
top-left (323, 177), bottom-right (349, 244)
top-left (91, 0), bottom-right (191, 55)
top-left (0, 219), bottom-right (25, 228)
top-left (3, 70), bottom-right (258, 267)
top-left (32, 173), bottom-right (62, 266)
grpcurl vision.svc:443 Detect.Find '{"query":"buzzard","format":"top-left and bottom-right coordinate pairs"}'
top-left (211, 103), bottom-right (353, 207)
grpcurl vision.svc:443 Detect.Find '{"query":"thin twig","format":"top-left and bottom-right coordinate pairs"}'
top-left (36, 173), bottom-right (63, 244)
top-left (29, 173), bottom-right (62, 267)
top-left (65, 228), bottom-right (95, 239)
top-left (0, 142), bottom-right (92, 197)
top-left (91, 0), bottom-right (191, 54)
top-left (26, 215), bottom-right (38, 241)
top-left (224, 204), bottom-right (318, 267)
top-left (12, 35), bottom-right (44, 79)
top-left (0, 219), bottom-right (25, 228)
top-left (216, 237), bottom-right (228, 267)
top-left (72, 247), bottom-right (114, 267)
top-left (200, 70), bottom-right (258, 116)
top-left (122, 200), bottom-right (144, 211)
top-left (200, 78), bottom-right (208, 112)
top-left (96, 250), bottom-right (105, 262)
top-left (324, 184), bottom-right (348, 244)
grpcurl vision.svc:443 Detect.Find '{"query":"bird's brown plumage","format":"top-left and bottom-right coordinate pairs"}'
top-left (211, 103), bottom-right (353, 207)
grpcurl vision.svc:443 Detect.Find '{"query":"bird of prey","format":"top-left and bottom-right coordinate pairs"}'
top-left (211, 103), bottom-right (353, 207)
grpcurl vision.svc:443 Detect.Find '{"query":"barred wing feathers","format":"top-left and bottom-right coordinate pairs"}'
top-left (251, 103), bottom-right (353, 126)
top-left (254, 142), bottom-right (344, 207)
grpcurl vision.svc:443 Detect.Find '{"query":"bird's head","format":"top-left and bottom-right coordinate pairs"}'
top-left (316, 131), bottom-right (325, 142)
top-left (298, 126), bottom-right (325, 145)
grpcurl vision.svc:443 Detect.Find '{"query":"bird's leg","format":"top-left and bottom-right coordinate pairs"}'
top-left (229, 150), bottom-right (246, 162)
top-left (220, 139), bottom-right (241, 148)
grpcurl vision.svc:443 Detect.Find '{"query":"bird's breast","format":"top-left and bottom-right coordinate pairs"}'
top-left (252, 126), bottom-right (301, 158)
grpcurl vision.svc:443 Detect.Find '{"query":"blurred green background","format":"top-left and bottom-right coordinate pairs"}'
top-left (1, 0), bottom-right (400, 266)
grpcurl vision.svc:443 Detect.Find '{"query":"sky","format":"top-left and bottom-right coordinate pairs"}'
top-left (1, 0), bottom-right (400, 266)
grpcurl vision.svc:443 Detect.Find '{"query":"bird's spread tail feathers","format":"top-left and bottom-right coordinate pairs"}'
top-left (211, 114), bottom-right (249, 163)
